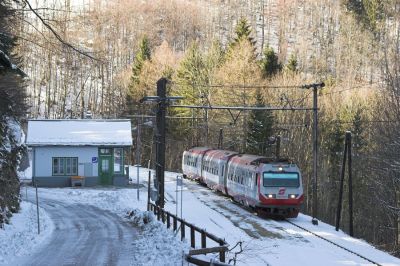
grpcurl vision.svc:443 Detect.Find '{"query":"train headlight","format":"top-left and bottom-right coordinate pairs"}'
top-left (288, 194), bottom-right (297, 199)
top-left (266, 194), bottom-right (276, 199)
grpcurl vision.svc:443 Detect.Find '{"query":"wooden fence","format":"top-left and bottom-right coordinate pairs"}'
top-left (148, 202), bottom-right (228, 263)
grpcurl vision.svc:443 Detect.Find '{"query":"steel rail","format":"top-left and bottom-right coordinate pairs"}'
top-left (285, 219), bottom-right (382, 266)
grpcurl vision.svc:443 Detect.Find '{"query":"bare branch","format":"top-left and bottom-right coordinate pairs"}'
top-left (22, 0), bottom-right (102, 62)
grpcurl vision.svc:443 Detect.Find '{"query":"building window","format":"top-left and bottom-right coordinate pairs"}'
top-left (102, 158), bottom-right (109, 172)
top-left (52, 157), bottom-right (78, 176)
top-left (114, 148), bottom-right (123, 173)
top-left (100, 148), bottom-right (111, 155)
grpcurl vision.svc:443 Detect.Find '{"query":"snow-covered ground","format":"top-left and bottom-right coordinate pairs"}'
top-left (0, 201), bottom-right (53, 265)
top-left (5, 165), bottom-right (400, 266)
top-left (136, 167), bottom-right (400, 266)
top-left (23, 186), bottom-right (189, 266)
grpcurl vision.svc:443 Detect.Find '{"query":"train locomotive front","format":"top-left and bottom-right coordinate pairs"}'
top-left (256, 162), bottom-right (303, 218)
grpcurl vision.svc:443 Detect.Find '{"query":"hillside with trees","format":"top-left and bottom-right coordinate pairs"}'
top-left (6, 0), bottom-right (400, 256)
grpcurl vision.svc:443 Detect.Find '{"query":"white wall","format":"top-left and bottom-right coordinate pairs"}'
top-left (34, 146), bottom-right (98, 177)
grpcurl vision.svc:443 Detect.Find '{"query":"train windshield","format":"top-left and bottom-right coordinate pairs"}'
top-left (263, 172), bottom-right (300, 187)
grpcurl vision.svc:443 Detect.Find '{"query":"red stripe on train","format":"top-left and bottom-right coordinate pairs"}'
top-left (259, 194), bottom-right (304, 206)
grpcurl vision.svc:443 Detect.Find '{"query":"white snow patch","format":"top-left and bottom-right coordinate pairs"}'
top-left (0, 201), bottom-right (54, 266)
top-left (127, 209), bottom-right (189, 266)
top-left (26, 120), bottom-right (132, 146)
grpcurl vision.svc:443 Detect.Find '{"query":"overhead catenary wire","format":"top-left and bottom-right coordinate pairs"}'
top-left (171, 81), bottom-right (378, 99)
top-left (169, 105), bottom-right (315, 111)
top-left (170, 81), bottom-right (323, 90)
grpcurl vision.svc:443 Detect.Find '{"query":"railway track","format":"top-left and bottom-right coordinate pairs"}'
top-left (284, 219), bottom-right (382, 266)
top-left (182, 177), bottom-right (384, 266)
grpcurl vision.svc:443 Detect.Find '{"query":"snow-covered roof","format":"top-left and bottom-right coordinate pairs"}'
top-left (26, 119), bottom-right (132, 146)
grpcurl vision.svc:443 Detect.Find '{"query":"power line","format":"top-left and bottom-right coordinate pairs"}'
top-left (169, 105), bottom-right (314, 111)
top-left (170, 81), bottom-right (323, 90)
top-left (322, 120), bottom-right (400, 124)
top-left (319, 82), bottom-right (380, 97)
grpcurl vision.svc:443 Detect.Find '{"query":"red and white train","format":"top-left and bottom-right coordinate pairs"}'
top-left (182, 147), bottom-right (304, 218)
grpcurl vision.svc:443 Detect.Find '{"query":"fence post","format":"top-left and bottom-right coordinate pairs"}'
top-left (201, 230), bottom-right (206, 248)
top-left (190, 226), bottom-right (195, 248)
top-left (35, 181), bottom-right (40, 235)
top-left (161, 209), bottom-right (165, 224)
top-left (173, 216), bottom-right (177, 231)
top-left (181, 221), bottom-right (185, 241)
top-left (147, 170), bottom-right (151, 211)
top-left (157, 206), bottom-right (161, 221)
top-left (219, 240), bottom-right (226, 263)
top-left (167, 213), bottom-right (170, 229)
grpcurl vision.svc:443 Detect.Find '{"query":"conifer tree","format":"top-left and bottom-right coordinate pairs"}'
top-left (129, 36), bottom-right (151, 91)
top-left (205, 40), bottom-right (225, 78)
top-left (246, 88), bottom-right (274, 155)
top-left (229, 17), bottom-right (256, 53)
top-left (286, 54), bottom-right (298, 73)
top-left (0, 0), bottom-right (27, 227)
top-left (260, 45), bottom-right (282, 78)
top-left (172, 43), bottom-right (208, 143)
top-left (126, 36), bottom-right (151, 115)
top-left (175, 43), bottom-right (208, 105)
top-left (345, 0), bottom-right (383, 32)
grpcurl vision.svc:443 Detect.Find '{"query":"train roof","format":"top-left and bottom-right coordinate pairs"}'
top-left (204, 149), bottom-right (238, 160)
top-left (229, 154), bottom-right (267, 165)
top-left (185, 147), bottom-right (292, 164)
top-left (186, 147), bottom-right (212, 155)
top-left (229, 154), bottom-right (290, 165)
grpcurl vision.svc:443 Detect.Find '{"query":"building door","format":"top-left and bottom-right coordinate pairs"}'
top-left (99, 148), bottom-right (113, 185)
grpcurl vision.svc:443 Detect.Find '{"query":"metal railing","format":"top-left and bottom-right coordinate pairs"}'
top-left (148, 202), bottom-right (228, 263)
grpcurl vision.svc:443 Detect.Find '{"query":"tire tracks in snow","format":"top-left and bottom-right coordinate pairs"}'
top-left (15, 197), bottom-right (138, 266)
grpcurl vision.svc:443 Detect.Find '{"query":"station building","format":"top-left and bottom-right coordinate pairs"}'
top-left (26, 119), bottom-right (132, 187)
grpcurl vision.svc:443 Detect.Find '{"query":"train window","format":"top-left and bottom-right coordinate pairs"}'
top-left (263, 172), bottom-right (300, 187)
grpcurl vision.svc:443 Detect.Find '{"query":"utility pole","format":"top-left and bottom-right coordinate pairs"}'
top-left (140, 78), bottom-right (183, 209)
top-left (347, 132), bottom-right (354, 236)
top-left (205, 108), bottom-right (209, 146)
top-left (218, 128), bottom-right (223, 149)
top-left (275, 135), bottom-right (281, 160)
top-left (312, 85), bottom-right (319, 225)
top-left (300, 82), bottom-right (324, 226)
top-left (155, 78), bottom-right (167, 208)
top-left (335, 131), bottom-right (354, 237)
top-left (335, 134), bottom-right (348, 232)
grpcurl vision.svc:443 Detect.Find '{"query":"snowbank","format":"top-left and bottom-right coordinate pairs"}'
top-left (127, 209), bottom-right (189, 266)
top-left (0, 201), bottom-right (54, 265)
